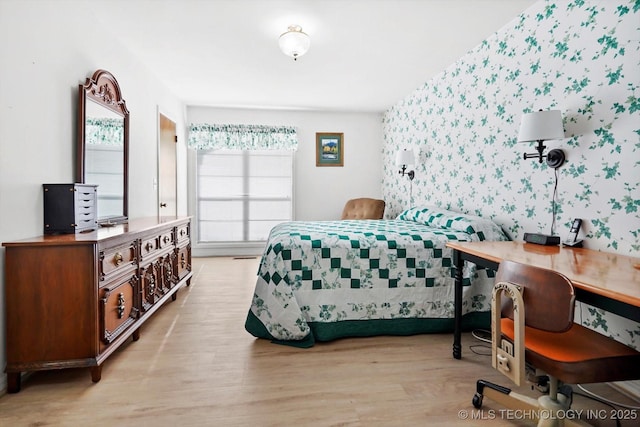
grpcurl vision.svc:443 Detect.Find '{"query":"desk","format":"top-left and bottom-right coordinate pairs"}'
top-left (446, 241), bottom-right (640, 359)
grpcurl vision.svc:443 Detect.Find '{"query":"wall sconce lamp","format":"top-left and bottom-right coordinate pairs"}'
top-left (518, 109), bottom-right (566, 169)
top-left (278, 25), bottom-right (311, 61)
top-left (396, 149), bottom-right (415, 180)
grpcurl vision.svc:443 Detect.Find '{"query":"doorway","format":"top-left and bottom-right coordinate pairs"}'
top-left (158, 112), bottom-right (177, 216)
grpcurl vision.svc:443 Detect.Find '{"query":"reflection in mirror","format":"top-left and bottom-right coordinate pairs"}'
top-left (85, 100), bottom-right (124, 218)
top-left (77, 69), bottom-right (129, 224)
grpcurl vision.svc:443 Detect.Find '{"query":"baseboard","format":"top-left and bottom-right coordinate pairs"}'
top-left (608, 380), bottom-right (640, 402)
top-left (192, 245), bottom-right (264, 257)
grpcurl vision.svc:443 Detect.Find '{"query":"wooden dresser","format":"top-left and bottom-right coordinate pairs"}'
top-left (2, 216), bottom-right (192, 393)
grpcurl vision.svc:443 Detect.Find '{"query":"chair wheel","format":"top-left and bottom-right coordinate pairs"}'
top-left (472, 392), bottom-right (483, 409)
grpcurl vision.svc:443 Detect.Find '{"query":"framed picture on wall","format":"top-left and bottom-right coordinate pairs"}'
top-left (316, 132), bottom-right (344, 167)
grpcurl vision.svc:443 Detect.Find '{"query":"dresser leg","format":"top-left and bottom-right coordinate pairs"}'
top-left (7, 372), bottom-right (21, 393)
top-left (132, 329), bottom-right (140, 341)
top-left (90, 366), bottom-right (102, 383)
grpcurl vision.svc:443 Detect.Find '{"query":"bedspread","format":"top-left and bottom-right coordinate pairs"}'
top-left (245, 207), bottom-right (509, 346)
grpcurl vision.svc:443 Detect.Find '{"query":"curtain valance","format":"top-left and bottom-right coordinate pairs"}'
top-left (86, 117), bottom-right (124, 146)
top-left (188, 124), bottom-right (298, 151)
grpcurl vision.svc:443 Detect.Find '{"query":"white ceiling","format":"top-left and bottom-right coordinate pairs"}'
top-left (95, 0), bottom-right (538, 113)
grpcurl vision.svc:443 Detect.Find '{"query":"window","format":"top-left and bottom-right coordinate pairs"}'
top-left (196, 149), bottom-right (293, 243)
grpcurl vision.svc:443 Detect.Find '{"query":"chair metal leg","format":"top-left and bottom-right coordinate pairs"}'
top-left (473, 379), bottom-right (539, 411)
top-left (473, 379), bottom-right (592, 427)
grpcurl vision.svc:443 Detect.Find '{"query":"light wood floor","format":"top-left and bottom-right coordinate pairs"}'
top-left (0, 257), bottom-right (637, 426)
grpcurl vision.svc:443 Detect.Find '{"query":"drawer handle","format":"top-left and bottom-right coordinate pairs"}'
top-left (114, 252), bottom-right (123, 266)
top-left (117, 293), bottom-right (125, 319)
top-left (179, 229), bottom-right (186, 237)
top-left (181, 252), bottom-right (186, 268)
top-left (163, 236), bottom-right (171, 244)
top-left (145, 242), bottom-right (153, 251)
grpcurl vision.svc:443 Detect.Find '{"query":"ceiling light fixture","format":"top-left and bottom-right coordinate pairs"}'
top-left (278, 25), bottom-right (310, 61)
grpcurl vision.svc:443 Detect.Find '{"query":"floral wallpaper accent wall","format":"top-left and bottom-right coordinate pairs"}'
top-left (382, 0), bottom-right (639, 349)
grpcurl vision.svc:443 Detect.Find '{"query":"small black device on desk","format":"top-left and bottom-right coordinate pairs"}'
top-left (524, 233), bottom-right (560, 246)
top-left (563, 218), bottom-right (583, 247)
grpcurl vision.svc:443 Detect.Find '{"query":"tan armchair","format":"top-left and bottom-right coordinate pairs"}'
top-left (341, 198), bottom-right (385, 220)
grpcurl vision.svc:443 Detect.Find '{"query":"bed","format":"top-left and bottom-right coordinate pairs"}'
top-left (244, 206), bottom-right (509, 347)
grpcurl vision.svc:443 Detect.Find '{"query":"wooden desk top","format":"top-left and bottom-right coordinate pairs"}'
top-left (446, 241), bottom-right (640, 308)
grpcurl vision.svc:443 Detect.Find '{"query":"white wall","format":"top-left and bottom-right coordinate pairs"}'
top-left (187, 107), bottom-right (384, 222)
top-left (0, 0), bottom-right (187, 393)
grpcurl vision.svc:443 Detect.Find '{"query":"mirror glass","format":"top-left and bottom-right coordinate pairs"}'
top-left (85, 100), bottom-right (125, 218)
top-left (77, 69), bottom-right (129, 224)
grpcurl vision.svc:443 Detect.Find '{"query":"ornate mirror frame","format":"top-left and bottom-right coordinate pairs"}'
top-left (76, 69), bottom-right (129, 224)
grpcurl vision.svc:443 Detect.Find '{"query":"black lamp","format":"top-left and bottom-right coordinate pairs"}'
top-left (518, 110), bottom-right (565, 169)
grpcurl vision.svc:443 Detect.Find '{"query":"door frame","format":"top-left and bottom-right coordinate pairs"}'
top-left (156, 106), bottom-right (178, 217)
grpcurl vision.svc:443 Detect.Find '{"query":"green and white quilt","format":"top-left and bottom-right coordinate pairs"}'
top-left (245, 206), bottom-right (509, 347)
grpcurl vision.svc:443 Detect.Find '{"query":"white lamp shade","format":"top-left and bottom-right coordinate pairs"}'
top-left (279, 25), bottom-right (311, 59)
top-left (517, 110), bottom-right (564, 142)
top-left (395, 149), bottom-right (415, 167)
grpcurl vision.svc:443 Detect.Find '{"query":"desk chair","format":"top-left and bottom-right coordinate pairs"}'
top-left (473, 260), bottom-right (640, 427)
top-left (340, 198), bottom-right (385, 220)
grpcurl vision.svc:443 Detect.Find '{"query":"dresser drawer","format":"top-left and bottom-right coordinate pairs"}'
top-left (176, 223), bottom-right (190, 243)
top-left (99, 242), bottom-right (136, 282)
top-left (176, 243), bottom-right (191, 281)
top-left (140, 236), bottom-right (159, 258)
top-left (159, 252), bottom-right (177, 292)
top-left (140, 229), bottom-right (174, 258)
top-left (99, 275), bottom-right (137, 346)
top-left (158, 230), bottom-right (174, 249)
top-left (140, 260), bottom-right (162, 312)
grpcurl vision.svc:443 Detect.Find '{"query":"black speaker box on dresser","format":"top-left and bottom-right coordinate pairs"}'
top-left (43, 183), bottom-right (98, 234)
